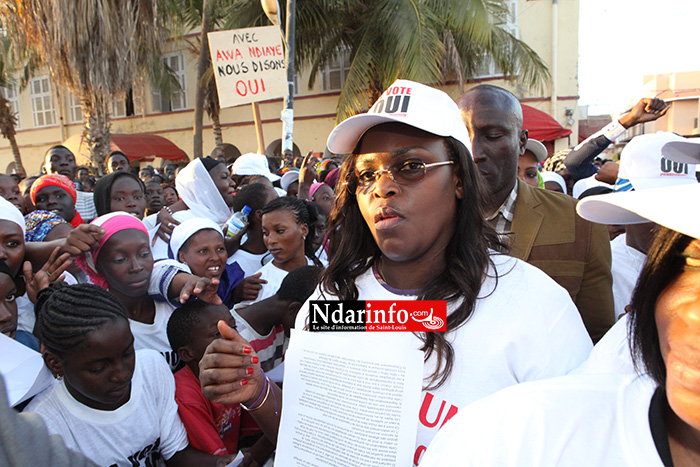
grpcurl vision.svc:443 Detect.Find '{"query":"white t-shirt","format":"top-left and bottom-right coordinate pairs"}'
top-left (611, 233), bottom-right (647, 320)
top-left (571, 313), bottom-right (636, 376)
top-left (26, 349), bottom-right (188, 466)
top-left (420, 374), bottom-right (662, 467)
top-left (294, 253), bottom-right (593, 464)
top-left (227, 248), bottom-right (269, 278)
top-left (130, 301), bottom-right (180, 371)
top-left (230, 309), bottom-right (287, 373)
top-left (238, 257), bottom-right (315, 308)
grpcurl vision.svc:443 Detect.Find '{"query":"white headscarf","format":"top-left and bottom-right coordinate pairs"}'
top-left (168, 217), bottom-right (222, 260)
top-left (541, 171), bottom-right (567, 194)
top-left (0, 196), bottom-right (25, 236)
top-left (176, 158), bottom-right (232, 225)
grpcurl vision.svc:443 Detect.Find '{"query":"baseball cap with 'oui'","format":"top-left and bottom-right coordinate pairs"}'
top-left (326, 79), bottom-right (471, 155)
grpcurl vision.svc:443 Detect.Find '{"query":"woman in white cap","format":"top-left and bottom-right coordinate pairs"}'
top-left (518, 138), bottom-right (547, 188)
top-left (420, 180), bottom-right (700, 466)
top-left (197, 79), bottom-right (592, 462)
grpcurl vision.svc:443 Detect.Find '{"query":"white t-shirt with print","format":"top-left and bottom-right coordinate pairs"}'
top-left (130, 301), bottom-right (180, 371)
top-left (227, 248), bottom-right (269, 278)
top-left (420, 374), bottom-right (661, 467)
top-left (26, 349), bottom-right (188, 467)
top-left (294, 253), bottom-right (593, 464)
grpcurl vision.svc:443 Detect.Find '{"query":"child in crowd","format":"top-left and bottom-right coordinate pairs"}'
top-left (229, 183), bottom-right (278, 277)
top-left (30, 174), bottom-right (83, 227)
top-left (308, 182), bottom-right (335, 217)
top-left (308, 202), bottom-right (328, 265)
top-left (162, 184), bottom-right (179, 207)
top-left (18, 176), bottom-right (38, 214)
top-left (0, 259), bottom-right (21, 343)
top-left (0, 173), bottom-right (26, 214)
top-left (26, 283), bottom-right (233, 466)
top-left (241, 197), bottom-right (321, 307)
top-left (145, 181), bottom-right (164, 217)
top-left (231, 265), bottom-right (322, 374)
top-left (93, 171), bottom-right (147, 220)
top-left (167, 300), bottom-right (274, 464)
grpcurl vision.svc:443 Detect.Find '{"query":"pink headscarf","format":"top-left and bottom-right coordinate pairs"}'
top-left (309, 182), bottom-right (325, 200)
top-left (76, 212), bottom-right (149, 289)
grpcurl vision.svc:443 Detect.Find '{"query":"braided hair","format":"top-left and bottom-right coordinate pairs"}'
top-left (35, 282), bottom-right (128, 356)
top-left (262, 197), bottom-right (321, 267)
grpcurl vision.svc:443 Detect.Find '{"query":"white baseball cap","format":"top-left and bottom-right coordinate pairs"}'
top-left (231, 153), bottom-right (281, 182)
top-left (662, 138), bottom-right (700, 164)
top-left (525, 139), bottom-right (547, 162)
top-left (326, 79), bottom-right (471, 155)
top-left (577, 183), bottom-right (700, 238)
top-left (280, 170), bottom-right (299, 191)
top-left (578, 136), bottom-right (700, 228)
top-left (572, 174), bottom-right (613, 199)
top-left (614, 131), bottom-right (696, 192)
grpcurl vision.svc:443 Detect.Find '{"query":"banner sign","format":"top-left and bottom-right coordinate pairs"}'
top-left (208, 25), bottom-right (287, 107)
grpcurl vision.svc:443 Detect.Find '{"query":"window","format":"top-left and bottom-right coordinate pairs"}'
top-left (152, 52), bottom-right (187, 113)
top-left (475, 0), bottom-right (517, 79)
top-left (111, 95), bottom-right (126, 118)
top-left (321, 49), bottom-right (351, 92)
top-left (30, 76), bottom-right (56, 127)
top-left (68, 93), bottom-right (82, 124)
top-left (1, 82), bottom-right (20, 129)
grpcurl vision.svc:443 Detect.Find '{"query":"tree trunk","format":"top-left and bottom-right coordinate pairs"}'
top-left (212, 110), bottom-right (223, 149)
top-left (7, 130), bottom-right (24, 176)
top-left (0, 95), bottom-right (25, 176)
top-left (82, 93), bottom-right (111, 176)
top-left (193, 0), bottom-right (214, 159)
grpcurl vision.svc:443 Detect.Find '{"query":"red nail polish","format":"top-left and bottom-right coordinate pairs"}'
top-left (241, 379), bottom-right (248, 386)
top-left (247, 368), bottom-right (254, 375)
top-left (243, 347), bottom-right (252, 354)
top-left (252, 356), bottom-right (259, 364)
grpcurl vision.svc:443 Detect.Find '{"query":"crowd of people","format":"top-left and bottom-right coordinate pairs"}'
top-left (1, 78), bottom-right (699, 467)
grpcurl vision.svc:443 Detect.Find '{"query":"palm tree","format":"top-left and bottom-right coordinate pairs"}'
top-left (294, 0), bottom-right (550, 121)
top-left (0, 47), bottom-right (22, 175)
top-left (0, 0), bottom-right (173, 173)
top-left (0, 34), bottom-right (38, 177)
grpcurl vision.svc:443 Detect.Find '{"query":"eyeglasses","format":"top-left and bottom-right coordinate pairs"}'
top-left (354, 160), bottom-right (455, 190)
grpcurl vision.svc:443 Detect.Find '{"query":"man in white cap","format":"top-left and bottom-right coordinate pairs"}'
top-left (578, 131), bottom-right (697, 321)
top-left (458, 84), bottom-right (614, 343)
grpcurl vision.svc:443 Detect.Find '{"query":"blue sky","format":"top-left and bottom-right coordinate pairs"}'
top-left (578, 0), bottom-right (700, 115)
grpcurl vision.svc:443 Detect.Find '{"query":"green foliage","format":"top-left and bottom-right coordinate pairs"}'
top-left (294, 0), bottom-right (550, 121)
